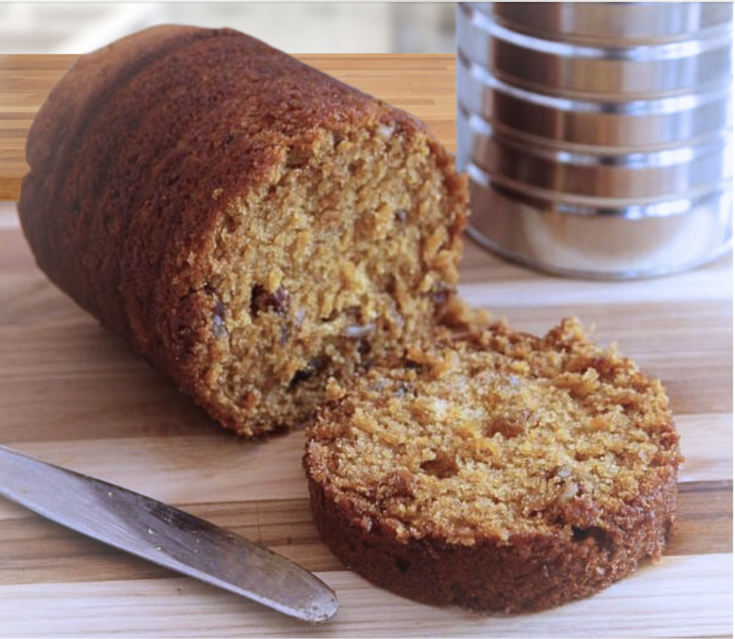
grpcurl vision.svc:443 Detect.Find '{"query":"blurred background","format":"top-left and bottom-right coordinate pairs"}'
top-left (0, 3), bottom-right (457, 54)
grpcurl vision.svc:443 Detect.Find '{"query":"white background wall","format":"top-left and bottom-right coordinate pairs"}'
top-left (0, 2), bottom-right (457, 54)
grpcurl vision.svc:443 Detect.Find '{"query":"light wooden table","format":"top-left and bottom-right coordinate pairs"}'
top-left (0, 54), bottom-right (732, 638)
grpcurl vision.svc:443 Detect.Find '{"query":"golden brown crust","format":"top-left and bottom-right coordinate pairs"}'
top-left (18, 25), bottom-right (467, 435)
top-left (304, 318), bottom-right (681, 612)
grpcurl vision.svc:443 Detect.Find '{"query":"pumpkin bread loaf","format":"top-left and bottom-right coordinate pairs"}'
top-left (18, 25), bottom-right (468, 436)
top-left (304, 318), bottom-right (681, 612)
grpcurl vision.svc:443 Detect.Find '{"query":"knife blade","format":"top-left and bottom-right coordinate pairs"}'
top-left (0, 444), bottom-right (338, 623)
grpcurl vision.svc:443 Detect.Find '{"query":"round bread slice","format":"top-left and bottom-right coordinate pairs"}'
top-left (18, 25), bottom-right (467, 436)
top-left (304, 318), bottom-right (681, 612)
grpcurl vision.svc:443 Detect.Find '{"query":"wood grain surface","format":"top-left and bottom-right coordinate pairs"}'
top-left (0, 53), bottom-right (732, 638)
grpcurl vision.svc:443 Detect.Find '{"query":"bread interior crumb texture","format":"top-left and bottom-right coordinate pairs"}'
top-left (202, 123), bottom-right (464, 434)
top-left (307, 319), bottom-right (680, 544)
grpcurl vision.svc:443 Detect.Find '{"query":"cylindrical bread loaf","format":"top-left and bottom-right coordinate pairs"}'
top-left (18, 25), bottom-right (467, 436)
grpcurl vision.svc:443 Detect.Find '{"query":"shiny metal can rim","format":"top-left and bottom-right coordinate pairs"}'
top-left (457, 48), bottom-right (732, 117)
top-left (459, 108), bottom-right (733, 203)
top-left (466, 225), bottom-right (734, 280)
top-left (464, 143), bottom-right (731, 202)
top-left (470, 2), bottom-right (734, 45)
top-left (460, 105), bottom-right (734, 169)
top-left (457, 64), bottom-right (733, 150)
top-left (466, 181), bottom-right (734, 279)
top-left (457, 5), bottom-right (733, 98)
top-left (459, 2), bottom-right (733, 61)
top-left (464, 160), bottom-right (733, 219)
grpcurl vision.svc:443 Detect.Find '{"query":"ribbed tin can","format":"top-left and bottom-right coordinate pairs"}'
top-left (456, 2), bottom-right (733, 278)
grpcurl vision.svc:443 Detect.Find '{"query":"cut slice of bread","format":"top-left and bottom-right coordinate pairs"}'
top-left (304, 318), bottom-right (681, 612)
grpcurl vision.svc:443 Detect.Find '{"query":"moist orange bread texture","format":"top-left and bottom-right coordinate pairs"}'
top-left (304, 318), bottom-right (681, 612)
top-left (18, 25), bottom-right (467, 436)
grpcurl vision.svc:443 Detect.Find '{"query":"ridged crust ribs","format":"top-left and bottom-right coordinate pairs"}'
top-left (18, 26), bottom-right (468, 435)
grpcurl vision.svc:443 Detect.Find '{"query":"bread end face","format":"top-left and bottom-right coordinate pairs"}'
top-left (177, 121), bottom-right (468, 436)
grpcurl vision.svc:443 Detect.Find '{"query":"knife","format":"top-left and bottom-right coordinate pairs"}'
top-left (0, 444), bottom-right (338, 623)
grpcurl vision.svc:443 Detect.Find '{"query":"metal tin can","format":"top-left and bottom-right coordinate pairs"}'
top-left (456, 2), bottom-right (733, 278)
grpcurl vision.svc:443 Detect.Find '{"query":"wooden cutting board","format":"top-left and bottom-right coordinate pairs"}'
top-left (0, 53), bottom-right (732, 638)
